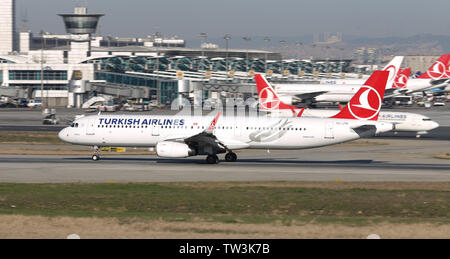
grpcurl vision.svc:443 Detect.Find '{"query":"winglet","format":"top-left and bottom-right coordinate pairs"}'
top-left (207, 112), bottom-right (221, 132)
top-left (296, 107), bottom-right (305, 117)
top-left (331, 70), bottom-right (389, 121)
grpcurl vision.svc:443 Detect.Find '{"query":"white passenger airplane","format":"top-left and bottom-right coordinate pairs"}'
top-left (272, 56), bottom-right (404, 104)
top-left (59, 71), bottom-right (394, 164)
top-left (255, 73), bottom-right (439, 137)
top-left (386, 54), bottom-right (450, 97)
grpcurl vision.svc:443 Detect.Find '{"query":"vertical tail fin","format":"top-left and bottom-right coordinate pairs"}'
top-left (331, 71), bottom-right (389, 121)
top-left (393, 68), bottom-right (411, 88)
top-left (418, 54), bottom-right (450, 79)
top-left (381, 56), bottom-right (404, 89)
top-left (254, 74), bottom-right (299, 115)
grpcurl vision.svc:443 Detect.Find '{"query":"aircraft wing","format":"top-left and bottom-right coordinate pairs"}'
top-left (294, 91), bottom-right (329, 102)
top-left (162, 113), bottom-right (235, 154)
top-left (384, 88), bottom-right (408, 98)
top-left (351, 125), bottom-right (377, 138)
top-left (423, 79), bottom-right (450, 91)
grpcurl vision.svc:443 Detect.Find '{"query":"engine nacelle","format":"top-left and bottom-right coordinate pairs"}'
top-left (156, 141), bottom-right (196, 158)
top-left (279, 96), bottom-right (294, 105)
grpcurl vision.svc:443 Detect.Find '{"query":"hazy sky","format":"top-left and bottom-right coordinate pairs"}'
top-left (16, 0), bottom-right (450, 40)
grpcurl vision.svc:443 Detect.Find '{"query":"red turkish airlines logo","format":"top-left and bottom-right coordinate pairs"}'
top-left (259, 87), bottom-right (281, 110)
top-left (383, 65), bottom-right (397, 83)
top-left (394, 74), bottom-right (408, 88)
top-left (427, 61), bottom-right (447, 79)
top-left (347, 86), bottom-right (382, 120)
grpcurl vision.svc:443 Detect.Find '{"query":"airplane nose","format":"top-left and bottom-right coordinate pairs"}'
top-left (58, 128), bottom-right (69, 142)
top-left (431, 121), bottom-right (440, 130)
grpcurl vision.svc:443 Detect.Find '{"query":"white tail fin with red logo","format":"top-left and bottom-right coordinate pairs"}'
top-left (381, 56), bottom-right (404, 89)
top-left (254, 74), bottom-right (299, 116)
top-left (418, 54), bottom-right (450, 80)
top-left (331, 71), bottom-right (389, 121)
top-left (393, 68), bottom-right (411, 88)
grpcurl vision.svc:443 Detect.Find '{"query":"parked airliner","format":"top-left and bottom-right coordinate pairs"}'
top-left (59, 71), bottom-right (394, 164)
top-left (392, 54), bottom-right (450, 95)
top-left (255, 73), bottom-right (439, 137)
top-left (273, 56), bottom-right (403, 104)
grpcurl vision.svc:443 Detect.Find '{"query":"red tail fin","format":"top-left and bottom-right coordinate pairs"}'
top-left (254, 74), bottom-right (299, 115)
top-left (418, 54), bottom-right (450, 79)
top-left (331, 71), bottom-right (388, 121)
top-left (393, 68), bottom-right (411, 88)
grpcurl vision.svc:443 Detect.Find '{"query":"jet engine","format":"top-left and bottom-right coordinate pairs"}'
top-left (279, 96), bottom-right (294, 105)
top-left (156, 141), bottom-right (196, 158)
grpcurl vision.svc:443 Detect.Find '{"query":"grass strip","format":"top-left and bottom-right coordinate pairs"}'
top-left (0, 182), bottom-right (448, 225)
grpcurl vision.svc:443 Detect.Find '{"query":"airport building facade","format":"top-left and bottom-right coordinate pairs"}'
top-left (0, 3), bottom-right (359, 108)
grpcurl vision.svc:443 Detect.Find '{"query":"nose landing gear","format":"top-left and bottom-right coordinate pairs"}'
top-left (92, 146), bottom-right (101, 161)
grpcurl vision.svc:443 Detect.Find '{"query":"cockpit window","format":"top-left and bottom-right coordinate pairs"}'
top-left (422, 118), bottom-right (432, 121)
top-left (70, 123), bottom-right (79, 128)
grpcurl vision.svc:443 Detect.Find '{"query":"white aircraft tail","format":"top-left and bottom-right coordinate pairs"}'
top-left (254, 74), bottom-right (302, 117)
top-left (381, 56), bottom-right (404, 89)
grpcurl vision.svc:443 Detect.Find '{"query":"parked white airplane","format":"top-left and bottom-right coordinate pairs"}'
top-left (272, 56), bottom-right (404, 104)
top-left (59, 71), bottom-right (394, 164)
top-left (387, 54), bottom-right (450, 97)
top-left (255, 73), bottom-right (439, 138)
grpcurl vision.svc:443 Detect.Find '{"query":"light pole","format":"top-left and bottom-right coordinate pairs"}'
top-left (264, 37), bottom-right (270, 74)
top-left (200, 33), bottom-right (207, 71)
top-left (279, 40), bottom-right (286, 77)
top-left (295, 42), bottom-right (303, 60)
top-left (39, 30), bottom-right (47, 108)
top-left (243, 36), bottom-right (251, 73)
top-left (295, 42), bottom-right (303, 77)
top-left (324, 45), bottom-right (330, 77)
top-left (44, 66), bottom-right (52, 108)
top-left (339, 47), bottom-right (345, 73)
top-left (224, 34), bottom-right (232, 75)
top-left (200, 33), bottom-right (207, 56)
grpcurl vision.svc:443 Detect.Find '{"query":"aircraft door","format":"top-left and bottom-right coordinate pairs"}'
top-left (324, 122), bottom-right (334, 139)
top-left (234, 119), bottom-right (241, 137)
top-left (86, 119), bottom-right (96, 135)
top-left (152, 124), bottom-right (160, 136)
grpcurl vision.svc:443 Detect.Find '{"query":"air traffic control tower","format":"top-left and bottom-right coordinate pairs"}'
top-left (59, 7), bottom-right (104, 108)
top-left (58, 7), bottom-right (103, 63)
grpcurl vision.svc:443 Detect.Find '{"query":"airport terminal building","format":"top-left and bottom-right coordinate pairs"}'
top-left (0, 3), bottom-right (358, 108)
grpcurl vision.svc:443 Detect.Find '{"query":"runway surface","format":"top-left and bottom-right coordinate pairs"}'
top-left (0, 139), bottom-right (449, 183)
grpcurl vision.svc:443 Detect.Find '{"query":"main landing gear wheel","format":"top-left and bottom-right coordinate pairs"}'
top-left (225, 152), bottom-right (237, 162)
top-left (92, 154), bottom-right (100, 161)
top-left (206, 155), bottom-right (219, 164)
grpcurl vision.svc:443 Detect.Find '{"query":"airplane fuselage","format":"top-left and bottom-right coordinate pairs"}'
top-left (59, 114), bottom-right (393, 150)
top-left (266, 110), bottom-right (439, 134)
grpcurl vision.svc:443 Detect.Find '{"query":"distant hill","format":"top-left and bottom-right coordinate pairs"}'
top-left (186, 34), bottom-right (450, 59)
